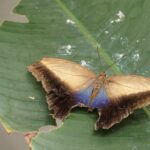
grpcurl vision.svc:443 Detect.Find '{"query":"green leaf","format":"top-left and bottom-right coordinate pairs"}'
top-left (0, 0), bottom-right (149, 149)
top-left (32, 110), bottom-right (150, 150)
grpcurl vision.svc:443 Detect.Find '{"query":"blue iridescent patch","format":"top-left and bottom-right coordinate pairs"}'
top-left (74, 86), bottom-right (109, 109)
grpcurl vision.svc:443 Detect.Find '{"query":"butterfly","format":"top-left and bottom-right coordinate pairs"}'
top-left (28, 58), bottom-right (150, 130)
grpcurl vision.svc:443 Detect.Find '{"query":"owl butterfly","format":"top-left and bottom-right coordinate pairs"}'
top-left (28, 58), bottom-right (150, 130)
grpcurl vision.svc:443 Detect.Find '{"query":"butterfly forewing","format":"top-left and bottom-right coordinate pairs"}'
top-left (40, 58), bottom-right (96, 91)
top-left (105, 75), bottom-right (150, 100)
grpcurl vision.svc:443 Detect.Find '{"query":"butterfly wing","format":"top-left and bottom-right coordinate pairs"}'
top-left (96, 75), bottom-right (150, 129)
top-left (28, 58), bottom-right (96, 122)
top-left (106, 75), bottom-right (150, 99)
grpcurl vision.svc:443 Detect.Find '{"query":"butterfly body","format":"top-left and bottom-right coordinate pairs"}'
top-left (28, 58), bottom-right (150, 129)
top-left (75, 86), bottom-right (109, 109)
top-left (90, 72), bottom-right (107, 103)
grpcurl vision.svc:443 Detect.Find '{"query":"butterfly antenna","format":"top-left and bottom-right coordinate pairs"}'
top-left (96, 46), bottom-right (117, 71)
top-left (105, 61), bottom-right (116, 72)
top-left (96, 46), bottom-right (128, 72)
top-left (96, 46), bottom-right (103, 66)
top-left (105, 53), bottom-right (127, 72)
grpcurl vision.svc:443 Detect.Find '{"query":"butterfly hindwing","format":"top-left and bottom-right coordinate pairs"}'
top-left (95, 75), bottom-right (150, 129)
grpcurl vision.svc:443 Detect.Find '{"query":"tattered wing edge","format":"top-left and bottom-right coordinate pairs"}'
top-left (95, 91), bottom-right (150, 129)
top-left (28, 61), bottom-right (79, 122)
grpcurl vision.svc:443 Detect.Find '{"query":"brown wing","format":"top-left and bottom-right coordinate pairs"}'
top-left (106, 75), bottom-right (150, 99)
top-left (39, 58), bottom-right (96, 91)
top-left (28, 58), bottom-right (96, 122)
top-left (95, 75), bottom-right (150, 129)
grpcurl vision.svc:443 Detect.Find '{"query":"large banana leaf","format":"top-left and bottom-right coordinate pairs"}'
top-left (0, 0), bottom-right (149, 149)
top-left (32, 110), bottom-right (150, 150)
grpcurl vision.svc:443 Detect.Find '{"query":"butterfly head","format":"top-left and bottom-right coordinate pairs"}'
top-left (99, 71), bottom-right (106, 78)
